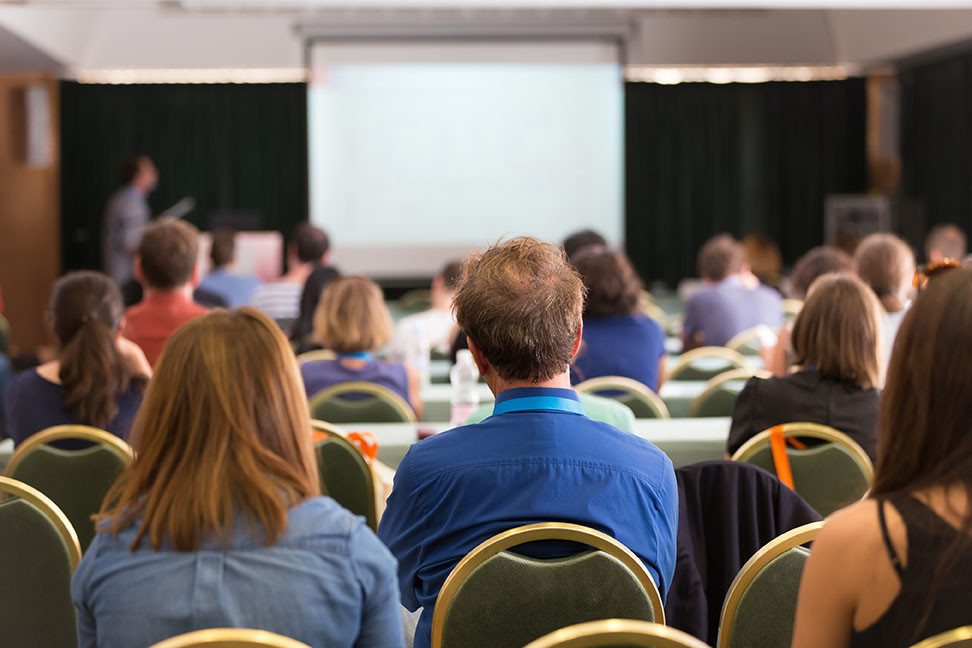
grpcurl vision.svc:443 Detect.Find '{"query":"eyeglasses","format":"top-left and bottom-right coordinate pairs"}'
top-left (913, 259), bottom-right (962, 291)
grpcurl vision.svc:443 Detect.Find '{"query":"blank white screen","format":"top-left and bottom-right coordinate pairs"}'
top-left (308, 41), bottom-right (623, 276)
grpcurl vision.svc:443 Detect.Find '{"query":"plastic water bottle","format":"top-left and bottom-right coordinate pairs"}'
top-left (450, 349), bottom-right (480, 426)
top-left (405, 323), bottom-right (431, 387)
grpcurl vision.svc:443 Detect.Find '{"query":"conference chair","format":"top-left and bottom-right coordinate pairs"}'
top-left (640, 291), bottom-right (669, 325)
top-left (687, 369), bottom-right (771, 418)
top-left (665, 314), bottom-right (684, 338)
top-left (716, 522), bottom-right (824, 648)
top-left (0, 475), bottom-right (81, 648)
top-left (668, 347), bottom-right (750, 382)
top-left (431, 522), bottom-right (665, 648)
top-left (397, 288), bottom-right (432, 313)
top-left (296, 348), bottom-right (337, 364)
top-left (731, 423), bottom-right (873, 517)
top-left (910, 627), bottom-right (972, 648)
top-left (311, 420), bottom-right (380, 531)
top-left (147, 628), bottom-right (312, 648)
top-left (6, 424), bottom-right (134, 550)
top-left (574, 376), bottom-right (671, 419)
top-left (725, 325), bottom-right (777, 356)
top-left (308, 381), bottom-right (418, 423)
top-left (522, 619), bottom-right (711, 648)
top-left (782, 299), bottom-right (803, 321)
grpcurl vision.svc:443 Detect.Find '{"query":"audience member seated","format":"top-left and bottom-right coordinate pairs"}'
top-left (377, 237), bottom-right (678, 648)
top-left (727, 273), bottom-right (882, 461)
top-left (925, 222), bottom-right (967, 264)
top-left (71, 308), bottom-right (403, 648)
top-left (5, 272), bottom-right (150, 449)
top-left (196, 228), bottom-right (261, 307)
top-left (300, 276), bottom-right (423, 418)
top-left (464, 389), bottom-right (637, 434)
top-left (123, 219), bottom-right (207, 367)
top-left (390, 260), bottom-right (461, 358)
top-left (682, 234), bottom-right (783, 350)
top-left (291, 264), bottom-right (341, 353)
top-left (742, 233), bottom-right (783, 292)
top-left (569, 246), bottom-right (667, 392)
top-left (854, 233), bottom-right (915, 371)
top-left (251, 223), bottom-right (331, 334)
top-left (765, 246), bottom-right (855, 375)
top-left (791, 267), bottom-right (972, 648)
top-left (562, 228), bottom-right (608, 262)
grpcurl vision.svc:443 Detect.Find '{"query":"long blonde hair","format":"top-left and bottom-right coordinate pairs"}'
top-left (98, 308), bottom-right (319, 551)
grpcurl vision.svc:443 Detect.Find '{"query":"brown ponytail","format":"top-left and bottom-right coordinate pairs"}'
top-left (50, 272), bottom-right (147, 428)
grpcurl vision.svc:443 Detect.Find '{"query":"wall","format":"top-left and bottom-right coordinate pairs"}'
top-left (0, 74), bottom-right (59, 352)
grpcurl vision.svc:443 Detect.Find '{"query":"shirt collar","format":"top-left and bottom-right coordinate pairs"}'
top-left (492, 387), bottom-right (585, 416)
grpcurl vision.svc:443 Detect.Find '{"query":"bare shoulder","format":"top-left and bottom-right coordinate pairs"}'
top-left (814, 500), bottom-right (887, 562)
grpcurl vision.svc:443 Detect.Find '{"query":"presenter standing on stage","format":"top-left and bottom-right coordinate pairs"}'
top-left (103, 155), bottom-right (157, 304)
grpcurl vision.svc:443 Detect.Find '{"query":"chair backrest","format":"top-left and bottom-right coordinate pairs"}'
top-left (640, 292), bottom-right (668, 325)
top-left (0, 475), bottom-right (81, 648)
top-left (6, 424), bottom-right (134, 550)
top-left (726, 326), bottom-right (777, 356)
top-left (910, 627), bottom-right (972, 648)
top-left (311, 420), bottom-right (379, 531)
top-left (688, 369), bottom-right (770, 418)
top-left (782, 299), bottom-right (803, 321)
top-left (432, 522), bottom-right (665, 648)
top-left (522, 619), bottom-right (712, 648)
top-left (296, 349), bottom-right (337, 365)
top-left (397, 288), bottom-right (433, 313)
top-left (668, 347), bottom-right (750, 382)
top-left (717, 522), bottom-right (824, 648)
top-left (147, 628), bottom-right (312, 648)
top-left (308, 381), bottom-right (417, 423)
top-left (574, 376), bottom-right (670, 419)
top-left (731, 423), bottom-right (873, 517)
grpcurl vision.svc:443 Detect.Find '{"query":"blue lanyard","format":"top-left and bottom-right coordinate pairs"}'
top-left (492, 396), bottom-right (585, 416)
top-left (338, 352), bottom-right (374, 361)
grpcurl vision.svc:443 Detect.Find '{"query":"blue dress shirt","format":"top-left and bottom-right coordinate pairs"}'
top-left (197, 268), bottom-right (262, 308)
top-left (377, 387), bottom-right (678, 648)
top-left (71, 497), bottom-right (404, 648)
top-left (570, 315), bottom-right (667, 391)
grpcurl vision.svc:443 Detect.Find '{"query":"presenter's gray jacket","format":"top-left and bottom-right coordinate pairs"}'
top-left (102, 186), bottom-right (149, 286)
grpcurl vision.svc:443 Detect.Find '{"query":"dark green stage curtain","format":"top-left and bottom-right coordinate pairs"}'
top-left (625, 79), bottom-right (867, 288)
top-left (60, 81), bottom-right (308, 272)
top-left (900, 51), bottom-right (972, 236)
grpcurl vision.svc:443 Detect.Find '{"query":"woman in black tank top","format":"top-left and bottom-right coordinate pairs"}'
top-left (791, 267), bottom-right (972, 648)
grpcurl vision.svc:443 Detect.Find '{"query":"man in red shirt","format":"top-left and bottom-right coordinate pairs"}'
top-left (124, 219), bottom-right (208, 366)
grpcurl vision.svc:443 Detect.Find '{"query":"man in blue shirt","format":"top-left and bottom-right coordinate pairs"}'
top-left (196, 229), bottom-right (262, 308)
top-left (378, 237), bottom-right (678, 648)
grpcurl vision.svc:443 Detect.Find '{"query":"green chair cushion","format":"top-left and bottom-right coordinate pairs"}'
top-left (671, 358), bottom-right (738, 382)
top-left (692, 381), bottom-right (747, 418)
top-left (441, 549), bottom-right (655, 648)
top-left (315, 437), bottom-right (376, 529)
top-left (310, 394), bottom-right (410, 423)
top-left (727, 546), bottom-right (810, 648)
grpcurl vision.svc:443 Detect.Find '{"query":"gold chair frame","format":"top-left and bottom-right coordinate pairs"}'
top-left (574, 376), bottom-right (670, 419)
top-left (5, 425), bottom-right (135, 477)
top-left (782, 299), bottom-right (804, 320)
top-left (730, 422), bottom-right (874, 483)
top-left (308, 381), bottom-right (417, 423)
top-left (911, 626), bottom-right (972, 648)
top-left (310, 420), bottom-right (382, 530)
top-left (0, 475), bottom-right (82, 570)
top-left (640, 292), bottom-right (668, 324)
top-left (687, 368), bottom-right (770, 417)
top-left (296, 349), bottom-right (337, 365)
top-left (147, 628), bottom-right (312, 648)
top-left (668, 347), bottom-right (750, 382)
top-left (522, 619), bottom-right (711, 648)
top-left (716, 521), bottom-right (824, 648)
top-left (431, 522), bottom-right (666, 648)
top-left (726, 326), bottom-right (777, 355)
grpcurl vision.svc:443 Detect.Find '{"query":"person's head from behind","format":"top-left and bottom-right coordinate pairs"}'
top-left (454, 237), bottom-right (585, 384)
top-left (742, 234), bottom-right (782, 283)
top-left (563, 229), bottom-right (607, 263)
top-left (791, 273), bottom-right (883, 390)
top-left (854, 233), bottom-right (915, 314)
top-left (697, 234), bottom-right (746, 283)
top-left (209, 229), bottom-right (236, 271)
top-left (314, 276), bottom-right (393, 353)
top-left (431, 260), bottom-right (462, 310)
top-left (572, 246), bottom-right (643, 319)
top-left (121, 154), bottom-right (157, 194)
top-left (289, 223), bottom-right (330, 268)
top-left (925, 223), bottom-right (967, 264)
top-left (99, 308), bottom-right (319, 551)
top-left (789, 246), bottom-right (855, 300)
top-left (49, 271), bottom-right (147, 428)
top-left (135, 219), bottom-right (199, 292)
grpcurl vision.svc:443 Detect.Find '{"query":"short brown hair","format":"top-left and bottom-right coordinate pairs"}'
top-left (925, 223), bottom-right (967, 262)
top-left (137, 219), bottom-right (199, 290)
top-left (454, 237), bottom-right (585, 383)
top-left (563, 229), bottom-right (607, 262)
top-left (854, 233), bottom-right (915, 314)
top-left (313, 276), bottom-right (393, 353)
top-left (697, 234), bottom-right (745, 282)
top-left (97, 308), bottom-right (318, 551)
top-left (293, 223), bottom-right (329, 264)
top-left (791, 273), bottom-right (883, 390)
top-left (573, 247), bottom-right (643, 318)
top-left (209, 229), bottom-right (236, 268)
top-left (789, 246), bottom-right (855, 299)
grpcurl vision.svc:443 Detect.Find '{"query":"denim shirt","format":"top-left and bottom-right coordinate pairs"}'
top-left (71, 497), bottom-right (404, 648)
